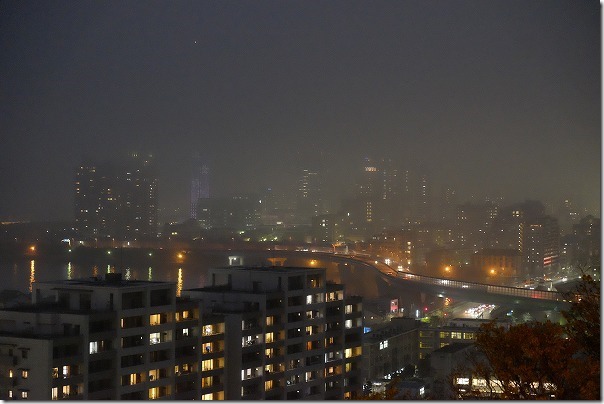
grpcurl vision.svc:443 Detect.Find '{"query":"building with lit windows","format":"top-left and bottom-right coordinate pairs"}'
top-left (362, 317), bottom-right (419, 383)
top-left (0, 273), bottom-right (218, 400)
top-left (74, 153), bottom-right (158, 242)
top-left (0, 267), bottom-right (362, 400)
top-left (185, 266), bottom-right (364, 400)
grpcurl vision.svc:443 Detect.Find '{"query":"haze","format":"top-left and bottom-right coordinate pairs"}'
top-left (0, 0), bottom-right (600, 222)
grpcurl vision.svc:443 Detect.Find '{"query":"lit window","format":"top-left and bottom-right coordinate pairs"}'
top-left (22, 369), bottom-right (29, 379)
top-left (149, 387), bottom-right (159, 399)
top-left (52, 387), bottom-right (58, 400)
top-left (202, 393), bottom-right (213, 400)
top-left (150, 332), bottom-right (161, 344)
top-left (52, 368), bottom-right (59, 379)
top-left (202, 360), bottom-right (214, 371)
top-left (149, 314), bottom-right (161, 325)
top-left (21, 391), bottom-right (28, 399)
top-left (89, 341), bottom-right (99, 354)
top-left (8, 390), bottom-right (13, 398)
top-left (182, 328), bottom-right (189, 336)
top-left (345, 319), bottom-right (352, 329)
top-left (379, 340), bottom-right (389, 350)
top-left (456, 377), bottom-right (470, 385)
top-left (452, 332), bottom-right (462, 339)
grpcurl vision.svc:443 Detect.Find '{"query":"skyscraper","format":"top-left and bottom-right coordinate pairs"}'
top-left (190, 153), bottom-right (210, 220)
top-left (297, 169), bottom-right (323, 223)
top-left (74, 153), bottom-right (158, 241)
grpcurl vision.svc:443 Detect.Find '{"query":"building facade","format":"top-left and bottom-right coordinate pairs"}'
top-left (0, 267), bottom-right (363, 400)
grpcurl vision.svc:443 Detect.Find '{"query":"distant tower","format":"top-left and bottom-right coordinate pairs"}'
top-left (190, 153), bottom-right (210, 219)
top-left (297, 169), bottom-right (323, 223)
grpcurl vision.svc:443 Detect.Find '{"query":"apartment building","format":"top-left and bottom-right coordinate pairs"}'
top-left (362, 317), bottom-right (419, 382)
top-left (0, 267), bottom-right (362, 400)
top-left (184, 266), bottom-right (364, 400)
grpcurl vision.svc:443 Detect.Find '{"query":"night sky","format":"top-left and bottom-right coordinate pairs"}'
top-left (0, 0), bottom-right (600, 222)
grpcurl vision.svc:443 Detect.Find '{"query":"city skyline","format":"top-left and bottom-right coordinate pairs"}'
top-left (0, 0), bottom-right (600, 222)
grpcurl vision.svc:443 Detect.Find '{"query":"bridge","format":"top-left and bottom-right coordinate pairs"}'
top-left (221, 249), bottom-right (570, 311)
top-left (343, 254), bottom-right (567, 310)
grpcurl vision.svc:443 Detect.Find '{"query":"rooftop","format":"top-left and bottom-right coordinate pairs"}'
top-left (213, 265), bottom-right (322, 273)
top-left (35, 273), bottom-right (175, 289)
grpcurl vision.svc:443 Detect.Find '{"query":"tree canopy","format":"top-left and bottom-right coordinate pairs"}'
top-left (452, 272), bottom-right (600, 400)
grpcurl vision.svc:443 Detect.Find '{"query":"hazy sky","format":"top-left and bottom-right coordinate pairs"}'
top-left (0, 0), bottom-right (600, 222)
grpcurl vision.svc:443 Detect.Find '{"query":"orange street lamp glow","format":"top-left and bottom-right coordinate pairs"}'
top-left (444, 266), bottom-right (451, 272)
top-left (29, 245), bottom-right (36, 252)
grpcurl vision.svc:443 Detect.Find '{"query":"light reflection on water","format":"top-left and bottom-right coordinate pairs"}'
top-left (29, 260), bottom-right (35, 293)
top-left (177, 268), bottom-right (183, 297)
top-left (0, 259), bottom-right (209, 294)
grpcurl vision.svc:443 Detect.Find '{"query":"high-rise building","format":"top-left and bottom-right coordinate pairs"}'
top-left (185, 266), bottom-right (364, 399)
top-left (297, 169), bottom-right (324, 224)
top-left (74, 153), bottom-right (158, 241)
top-left (190, 153), bottom-right (210, 220)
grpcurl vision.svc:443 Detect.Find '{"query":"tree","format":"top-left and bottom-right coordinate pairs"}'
top-left (451, 272), bottom-right (600, 400)
top-left (560, 271), bottom-right (600, 399)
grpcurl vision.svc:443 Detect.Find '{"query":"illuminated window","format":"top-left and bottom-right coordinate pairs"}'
top-left (21, 391), bottom-right (28, 399)
top-left (52, 368), bottom-right (58, 379)
top-left (266, 316), bottom-right (274, 326)
top-left (62, 366), bottom-right (69, 378)
top-left (22, 369), bottom-right (29, 379)
top-left (463, 332), bottom-right (475, 340)
top-left (345, 305), bottom-right (353, 314)
top-left (345, 319), bottom-right (352, 329)
top-left (52, 387), bottom-right (58, 400)
top-left (439, 331), bottom-right (450, 339)
top-left (265, 332), bottom-right (274, 343)
top-left (379, 340), bottom-right (388, 350)
top-left (345, 348), bottom-right (352, 358)
top-left (265, 380), bottom-right (274, 390)
top-left (149, 387), bottom-right (159, 400)
top-left (89, 341), bottom-right (99, 354)
top-left (451, 332), bottom-right (462, 339)
top-left (456, 377), bottom-right (470, 385)
top-left (202, 376), bottom-right (213, 388)
top-left (202, 393), bottom-right (213, 400)
top-left (182, 328), bottom-right (189, 336)
top-left (149, 314), bottom-right (161, 326)
top-left (62, 386), bottom-right (70, 397)
top-left (202, 359), bottom-right (214, 371)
